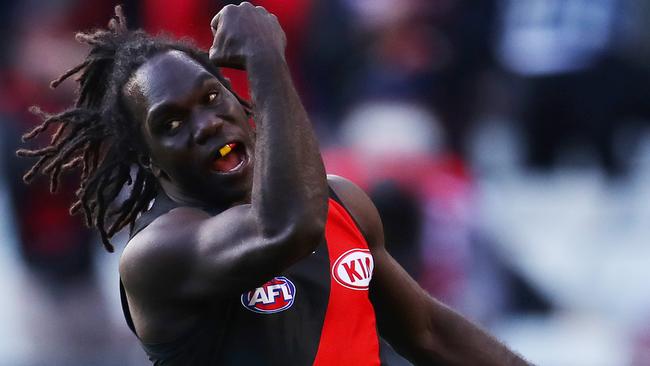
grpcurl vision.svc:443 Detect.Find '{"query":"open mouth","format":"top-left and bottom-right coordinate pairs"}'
top-left (212, 141), bottom-right (248, 173)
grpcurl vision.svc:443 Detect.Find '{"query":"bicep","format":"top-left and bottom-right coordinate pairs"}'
top-left (190, 204), bottom-right (309, 297)
top-left (120, 204), bottom-right (312, 303)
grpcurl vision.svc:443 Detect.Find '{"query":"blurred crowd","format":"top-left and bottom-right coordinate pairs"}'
top-left (2, 0), bottom-right (650, 365)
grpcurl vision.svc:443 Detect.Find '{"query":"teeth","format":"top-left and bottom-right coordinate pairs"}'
top-left (218, 143), bottom-right (236, 157)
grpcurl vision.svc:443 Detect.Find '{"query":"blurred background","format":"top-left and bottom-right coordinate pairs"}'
top-left (1, 0), bottom-right (650, 365)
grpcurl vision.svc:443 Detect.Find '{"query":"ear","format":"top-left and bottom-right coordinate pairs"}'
top-left (150, 164), bottom-right (170, 180)
top-left (150, 164), bottom-right (162, 177)
top-left (138, 154), bottom-right (170, 180)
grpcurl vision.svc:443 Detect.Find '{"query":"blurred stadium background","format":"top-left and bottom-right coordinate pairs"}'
top-left (2, 0), bottom-right (650, 365)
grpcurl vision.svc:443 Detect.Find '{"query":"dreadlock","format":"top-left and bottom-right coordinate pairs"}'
top-left (16, 6), bottom-right (251, 252)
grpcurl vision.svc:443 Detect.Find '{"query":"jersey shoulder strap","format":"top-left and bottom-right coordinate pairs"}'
top-left (120, 280), bottom-right (137, 335)
top-left (129, 192), bottom-right (180, 239)
top-left (327, 185), bottom-right (366, 237)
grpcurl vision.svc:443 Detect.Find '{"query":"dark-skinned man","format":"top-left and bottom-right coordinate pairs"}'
top-left (18, 3), bottom-right (531, 365)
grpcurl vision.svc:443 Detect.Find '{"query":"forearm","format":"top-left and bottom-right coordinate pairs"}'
top-left (419, 298), bottom-right (531, 366)
top-left (372, 251), bottom-right (530, 366)
top-left (247, 53), bottom-right (328, 242)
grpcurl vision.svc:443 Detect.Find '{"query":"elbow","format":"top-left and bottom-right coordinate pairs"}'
top-left (409, 332), bottom-right (452, 365)
top-left (298, 214), bottom-right (326, 248)
top-left (286, 213), bottom-right (326, 255)
top-left (390, 322), bottom-right (458, 365)
top-left (392, 331), bottom-right (445, 365)
top-left (263, 213), bottom-right (326, 263)
top-left (287, 185), bottom-right (329, 247)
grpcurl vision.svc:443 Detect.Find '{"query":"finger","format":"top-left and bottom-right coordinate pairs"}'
top-left (218, 62), bottom-right (247, 71)
top-left (209, 16), bottom-right (227, 61)
top-left (209, 46), bottom-right (245, 70)
top-left (209, 50), bottom-right (246, 70)
top-left (210, 12), bottom-right (222, 36)
top-left (209, 38), bottom-right (246, 70)
top-left (210, 4), bottom-right (236, 29)
top-left (211, 4), bottom-right (235, 33)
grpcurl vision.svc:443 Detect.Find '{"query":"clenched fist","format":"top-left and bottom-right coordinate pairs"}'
top-left (209, 2), bottom-right (287, 70)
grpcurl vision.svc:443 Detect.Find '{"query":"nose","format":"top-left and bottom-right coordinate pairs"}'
top-left (193, 116), bottom-right (224, 145)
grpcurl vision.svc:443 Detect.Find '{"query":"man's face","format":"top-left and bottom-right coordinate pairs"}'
top-left (123, 49), bottom-right (254, 206)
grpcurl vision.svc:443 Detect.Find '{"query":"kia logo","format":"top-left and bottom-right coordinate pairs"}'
top-left (332, 248), bottom-right (374, 290)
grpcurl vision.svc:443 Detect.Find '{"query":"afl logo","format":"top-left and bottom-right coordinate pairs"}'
top-left (332, 248), bottom-right (374, 290)
top-left (241, 276), bottom-right (296, 314)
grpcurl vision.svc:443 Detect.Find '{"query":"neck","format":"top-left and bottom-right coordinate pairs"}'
top-left (158, 180), bottom-right (250, 212)
top-left (159, 181), bottom-right (210, 208)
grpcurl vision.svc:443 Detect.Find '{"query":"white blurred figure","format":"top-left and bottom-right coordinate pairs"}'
top-left (340, 101), bottom-right (443, 160)
top-left (498, 0), bottom-right (616, 76)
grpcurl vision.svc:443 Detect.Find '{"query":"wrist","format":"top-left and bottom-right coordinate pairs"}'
top-left (246, 47), bottom-right (287, 73)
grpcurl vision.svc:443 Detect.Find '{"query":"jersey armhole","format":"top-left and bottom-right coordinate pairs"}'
top-left (120, 279), bottom-right (138, 336)
top-left (328, 185), bottom-right (369, 241)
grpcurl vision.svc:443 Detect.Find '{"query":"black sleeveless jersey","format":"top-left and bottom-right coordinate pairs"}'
top-left (120, 190), bottom-right (411, 365)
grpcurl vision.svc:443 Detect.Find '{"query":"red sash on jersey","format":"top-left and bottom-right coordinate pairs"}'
top-left (312, 198), bottom-right (380, 365)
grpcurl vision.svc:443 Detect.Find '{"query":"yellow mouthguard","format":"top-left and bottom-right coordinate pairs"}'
top-left (219, 144), bottom-right (233, 157)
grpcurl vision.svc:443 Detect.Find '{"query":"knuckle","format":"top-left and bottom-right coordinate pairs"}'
top-left (222, 4), bottom-right (236, 14)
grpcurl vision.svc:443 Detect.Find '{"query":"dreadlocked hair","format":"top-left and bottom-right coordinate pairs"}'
top-left (17, 6), bottom-right (252, 253)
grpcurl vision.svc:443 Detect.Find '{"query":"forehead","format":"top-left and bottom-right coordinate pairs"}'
top-left (123, 50), bottom-right (212, 114)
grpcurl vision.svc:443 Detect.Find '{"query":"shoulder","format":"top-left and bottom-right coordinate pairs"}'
top-left (327, 174), bottom-right (384, 249)
top-left (119, 206), bottom-right (210, 298)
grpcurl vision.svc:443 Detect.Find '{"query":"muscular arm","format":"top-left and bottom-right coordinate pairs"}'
top-left (328, 176), bottom-right (531, 366)
top-left (210, 3), bottom-right (329, 272)
top-left (121, 4), bottom-right (327, 306)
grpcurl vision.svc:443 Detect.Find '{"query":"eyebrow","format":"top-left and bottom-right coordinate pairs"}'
top-left (145, 72), bottom-right (217, 126)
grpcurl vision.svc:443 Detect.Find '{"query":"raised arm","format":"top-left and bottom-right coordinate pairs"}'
top-left (328, 175), bottom-right (531, 366)
top-left (121, 3), bottom-right (327, 303)
top-left (210, 3), bottom-right (328, 241)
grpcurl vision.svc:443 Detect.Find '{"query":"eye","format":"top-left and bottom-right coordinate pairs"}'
top-left (165, 119), bottom-right (183, 134)
top-left (206, 91), bottom-right (219, 104)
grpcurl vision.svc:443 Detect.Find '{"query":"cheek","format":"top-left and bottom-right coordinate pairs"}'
top-left (160, 148), bottom-right (198, 173)
top-left (146, 136), bottom-right (197, 172)
top-left (158, 152), bottom-right (204, 186)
